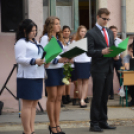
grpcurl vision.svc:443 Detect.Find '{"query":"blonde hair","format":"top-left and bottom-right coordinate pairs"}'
top-left (75, 25), bottom-right (87, 41)
top-left (42, 16), bottom-right (64, 43)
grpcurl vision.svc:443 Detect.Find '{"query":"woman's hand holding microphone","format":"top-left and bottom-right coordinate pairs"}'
top-left (36, 59), bottom-right (45, 66)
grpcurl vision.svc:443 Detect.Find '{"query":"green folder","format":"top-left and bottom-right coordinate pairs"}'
top-left (60, 47), bottom-right (86, 59)
top-left (104, 37), bottom-right (129, 57)
top-left (43, 37), bottom-right (62, 63)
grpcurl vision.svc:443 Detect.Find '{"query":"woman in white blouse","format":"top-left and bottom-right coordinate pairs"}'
top-left (15, 19), bottom-right (46, 134)
top-left (40, 17), bottom-right (68, 134)
top-left (74, 25), bottom-right (91, 108)
top-left (62, 26), bottom-right (78, 105)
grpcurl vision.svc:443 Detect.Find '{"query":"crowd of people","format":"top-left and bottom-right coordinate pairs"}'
top-left (13, 7), bottom-right (134, 134)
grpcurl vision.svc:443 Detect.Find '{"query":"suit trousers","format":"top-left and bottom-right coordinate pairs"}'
top-left (109, 58), bottom-right (122, 96)
top-left (90, 70), bottom-right (113, 126)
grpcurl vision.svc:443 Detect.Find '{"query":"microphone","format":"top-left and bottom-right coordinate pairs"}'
top-left (38, 51), bottom-right (46, 67)
top-left (41, 51), bottom-right (46, 59)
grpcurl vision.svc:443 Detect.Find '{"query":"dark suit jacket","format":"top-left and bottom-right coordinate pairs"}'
top-left (86, 25), bottom-right (115, 73)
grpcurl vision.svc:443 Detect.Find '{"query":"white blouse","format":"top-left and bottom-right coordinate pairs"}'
top-left (63, 40), bottom-right (75, 68)
top-left (40, 35), bottom-right (64, 69)
top-left (14, 38), bottom-right (45, 78)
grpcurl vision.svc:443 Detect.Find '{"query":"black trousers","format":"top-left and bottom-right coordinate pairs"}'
top-left (109, 58), bottom-right (122, 96)
top-left (90, 70), bottom-right (113, 126)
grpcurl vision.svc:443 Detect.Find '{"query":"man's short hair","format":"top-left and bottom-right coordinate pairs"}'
top-left (97, 8), bottom-right (110, 17)
top-left (109, 25), bottom-right (118, 30)
top-left (128, 43), bottom-right (133, 50)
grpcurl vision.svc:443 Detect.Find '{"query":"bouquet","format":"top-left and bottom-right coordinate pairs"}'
top-left (62, 63), bottom-right (73, 85)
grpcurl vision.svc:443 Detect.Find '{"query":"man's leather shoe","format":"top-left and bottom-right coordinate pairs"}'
top-left (89, 126), bottom-right (103, 132)
top-left (99, 123), bottom-right (116, 129)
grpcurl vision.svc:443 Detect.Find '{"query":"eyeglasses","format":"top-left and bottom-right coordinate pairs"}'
top-left (101, 17), bottom-right (110, 21)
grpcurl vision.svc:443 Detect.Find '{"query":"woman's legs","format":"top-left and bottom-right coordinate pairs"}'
top-left (30, 100), bottom-right (38, 133)
top-left (63, 87), bottom-right (66, 96)
top-left (66, 83), bottom-right (71, 103)
top-left (62, 86), bottom-right (67, 104)
top-left (72, 81), bottom-right (78, 105)
top-left (81, 79), bottom-right (89, 105)
top-left (55, 85), bottom-right (65, 132)
top-left (46, 86), bottom-right (57, 133)
top-left (73, 81), bottom-right (78, 98)
top-left (66, 84), bottom-right (70, 95)
top-left (77, 79), bottom-right (82, 99)
top-left (21, 99), bottom-right (33, 134)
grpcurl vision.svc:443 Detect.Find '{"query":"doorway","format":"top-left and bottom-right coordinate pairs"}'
top-left (79, 0), bottom-right (89, 29)
top-left (79, 0), bottom-right (96, 30)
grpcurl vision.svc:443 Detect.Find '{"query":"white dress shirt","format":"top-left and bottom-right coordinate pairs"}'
top-left (115, 37), bottom-right (122, 56)
top-left (96, 23), bottom-right (109, 46)
top-left (15, 38), bottom-right (45, 78)
top-left (115, 37), bottom-right (122, 47)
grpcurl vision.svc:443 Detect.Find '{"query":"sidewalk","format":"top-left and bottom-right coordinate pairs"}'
top-left (0, 95), bottom-right (134, 132)
top-left (1, 126), bottom-right (134, 134)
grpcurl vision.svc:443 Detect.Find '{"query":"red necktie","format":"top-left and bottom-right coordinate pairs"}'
top-left (102, 28), bottom-right (109, 47)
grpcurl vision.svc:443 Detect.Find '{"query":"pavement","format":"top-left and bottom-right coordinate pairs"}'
top-left (0, 95), bottom-right (134, 133)
top-left (0, 126), bottom-right (134, 134)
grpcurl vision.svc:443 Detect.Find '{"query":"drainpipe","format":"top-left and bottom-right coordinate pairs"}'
top-left (121, 0), bottom-right (126, 39)
top-left (23, 0), bottom-right (29, 19)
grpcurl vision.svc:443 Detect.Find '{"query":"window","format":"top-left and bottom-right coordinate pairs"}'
top-left (1, 0), bottom-right (24, 32)
top-left (56, 0), bottom-right (74, 30)
top-left (56, 0), bottom-right (72, 6)
top-left (43, 0), bottom-right (49, 23)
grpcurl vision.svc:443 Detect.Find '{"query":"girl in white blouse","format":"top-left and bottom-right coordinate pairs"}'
top-left (74, 25), bottom-right (91, 108)
top-left (62, 26), bottom-right (78, 105)
top-left (40, 17), bottom-right (68, 134)
top-left (15, 19), bottom-right (46, 134)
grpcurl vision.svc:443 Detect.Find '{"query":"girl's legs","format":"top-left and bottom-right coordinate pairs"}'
top-left (30, 100), bottom-right (39, 133)
top-left (81, 79), bottom-right (89, 106)
top-left (46, 86), bottom-right (57, 133)
top-left (55, 85), bottom-right (65, 132)
top-left (21, 100), bottom-right (33, 134)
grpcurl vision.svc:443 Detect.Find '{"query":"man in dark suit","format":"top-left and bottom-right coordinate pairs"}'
top-left (86, 8), bottom-right (118, 132)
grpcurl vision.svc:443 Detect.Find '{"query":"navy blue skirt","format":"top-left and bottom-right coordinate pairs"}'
top-left (70, 68), bottom-right (77, 82)
top-left (45, 68), bottom-right (64, 87)
top-left (74, 62), bottom-right (91, 79)
top-left (17, 78), bottom-right (43, 100)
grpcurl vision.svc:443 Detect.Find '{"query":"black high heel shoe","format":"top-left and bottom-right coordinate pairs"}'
top-left (22, 132), bottom-right (35, 134)
top-left (80, 100), bottom-right (87, 108)
top-left (56, 126), bottom-right (65, 134)
top-left (49, 126), bottom-right (59, 134)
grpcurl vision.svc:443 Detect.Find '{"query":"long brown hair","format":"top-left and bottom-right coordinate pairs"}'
top-left (42, 16), bottom-right (64, 43)
top-left (75, 25), bottom-right (87, 41)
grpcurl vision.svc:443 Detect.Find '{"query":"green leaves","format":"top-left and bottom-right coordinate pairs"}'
top-left (62, 63), bottom-right (73, 85)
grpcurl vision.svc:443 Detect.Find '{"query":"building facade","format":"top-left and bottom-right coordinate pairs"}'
top-left (0, 0), bottom-right (133, 112)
